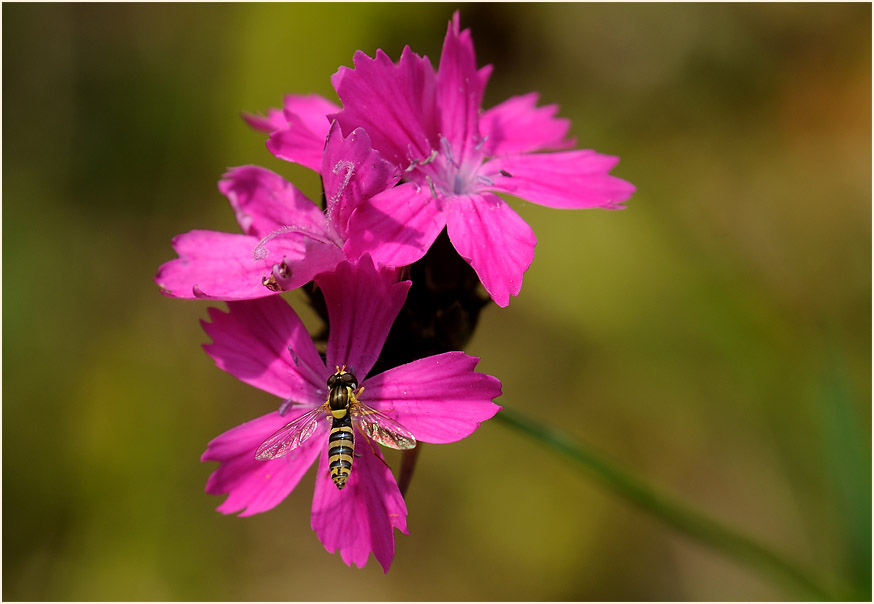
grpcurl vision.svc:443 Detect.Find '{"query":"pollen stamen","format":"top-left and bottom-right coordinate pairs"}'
top-left (440, 135), bottom-right (459, 169)
top-left (253, 225), bottom-right (333, 261)
top-left (278, 397), bottom-right (296, 416)
top-left (287, 347), bottom-right (300, 366)
top-left (406, 148), bottom-right (439, 173)
top-left (329, 160), bottom-right (356, 205)
top-left (476, 174), bottom-right (494, 187)
top-left (261, 257), bottom-right (293, 292)
top-left (426, 175), bottom-right (438, 199)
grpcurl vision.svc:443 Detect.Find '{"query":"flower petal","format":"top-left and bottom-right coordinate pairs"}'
top-left (275, 237), bottom-right (348, 292)
top-left (331, 47), bottom-right (438, 166)
top-left (202, 411), bottom-right (324, 517)
top-left (488, 150), bottom-right (636, 209)
top-left (316, 255), bottom-right (410, 379)
top-left (202, 295), bottom-right (326, 402)
top-left (266, 117), bottom-right (327, 172)
top-left (445, 193), bottom-right (536, 307)
top-left (321, 123), bottom-right (400, 242)
top-left (261, 95), bottom-right (339, 171)
top-left (218, 165), bottom-right (325, 237)
top-left (343, 182), bottom-right (446, 268)
top-left (155, 230), bottom-right (276, 301)
top-left (279, 94), bottom-right (339, 135)
top-left (479, 92), bottom-right (575, 155)
top-left (364, 351), bottom-right (502, 443)
top-left (158, 225), bottom-right (347, 300)
top-left (435, 12), bottom-right (485, 160)
top-left (242, 107), bottom-right (287, 134)
top-left (310, 440), bottom-right (408, 572)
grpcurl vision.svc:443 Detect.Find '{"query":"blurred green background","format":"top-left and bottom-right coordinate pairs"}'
top-left (3, 3), bottom-right (870, 600)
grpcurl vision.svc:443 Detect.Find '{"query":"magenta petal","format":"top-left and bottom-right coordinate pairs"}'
top-left (264, 95), bottom-right (338, 172)
top-left (488, 150), bottom-right (636, 210)
top-left (479, 93), bottom-right (575, 156)
top-left (242, 107), bottom-right (287, 134)
top-left (316, 256), bottom-right (410, 378)
top-left (156, 230), bottom-right (274, 300)
top-left (244, 95), bottom-right (337, 136)
top-left (445, 193), bottom-right (536, 307)
top-left (344, 182), bottom-right (446, 268)
top-left (280, 94), bottom-right (339, 136)
top-left (321, 123), bottom-right (400, 241)
top-left (218, 165), bottom-right (325, 237)
top-left (435, 12), bottom-right (485, 160)
top-left (202, 296), bottom-right (326, 401)
top-left (310, 441), bottom-right (407, 572)
top-left (364, 351), bottom-right (502, 443)
top-left (331, 47), bottom-right (438, 166)
top-left (266, 119), bottom-right (326, 172)
top-left (202, 411), bottom-right (324, 517)
top-left (278, 238), bottom-right (348, 291)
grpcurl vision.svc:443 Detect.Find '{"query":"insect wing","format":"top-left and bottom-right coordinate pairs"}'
top-left (353, 403), bottom-right (417, 450)
top-left (255, 405), bottom-right (328, 460)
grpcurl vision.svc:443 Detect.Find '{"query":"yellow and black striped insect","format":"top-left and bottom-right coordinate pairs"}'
top-left (255, 366), bottom-right (416, 490)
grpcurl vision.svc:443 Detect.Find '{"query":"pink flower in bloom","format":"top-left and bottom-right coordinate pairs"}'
top-left (155, 123), bottom-right (398, 300)
top-left (200, 256), bottom-right (502, 571)
top-left (263, 12), bottom-right (636, 307)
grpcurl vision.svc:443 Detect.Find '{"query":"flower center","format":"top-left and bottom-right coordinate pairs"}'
top-left (405, 135), bottom-right (492, 198)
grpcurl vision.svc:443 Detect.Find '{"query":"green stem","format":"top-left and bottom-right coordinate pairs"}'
top-left (494, 406), bottom-right (838, 600)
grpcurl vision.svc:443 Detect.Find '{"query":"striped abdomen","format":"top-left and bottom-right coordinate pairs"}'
top-left (328, 414), bottom-right (354, 490)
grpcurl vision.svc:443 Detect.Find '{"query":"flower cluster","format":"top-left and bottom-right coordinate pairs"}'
top-left (156, 12), bottom-right (633, 572)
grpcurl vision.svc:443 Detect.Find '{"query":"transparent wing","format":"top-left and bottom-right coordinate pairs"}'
top-left (255, 405), bottom-right (329, 460)
top-left (352, 403), bottom-right (417, 450)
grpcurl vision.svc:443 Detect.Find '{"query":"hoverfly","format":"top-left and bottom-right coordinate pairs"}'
top-left (255, 366), bottom-right (416, 490)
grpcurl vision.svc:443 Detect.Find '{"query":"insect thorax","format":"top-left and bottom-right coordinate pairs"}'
top-left (327, 369), bottom-right (358, 418)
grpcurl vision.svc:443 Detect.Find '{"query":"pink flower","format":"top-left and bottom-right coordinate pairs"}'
top-left (154, 124), bottom-right (398, 300)
top-left (263, 12), bottom-right (636, 307)
top-left (200, 256), bottom-right (502, 571)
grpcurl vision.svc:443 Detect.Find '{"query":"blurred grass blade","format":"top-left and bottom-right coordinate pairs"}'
top-left (817, 334), bottom-right (871, 599)
top-left (495, 406), bottom-right (839, 600)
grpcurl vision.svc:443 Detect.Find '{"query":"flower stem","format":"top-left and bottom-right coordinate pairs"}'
top-left (494, 406), bottom-right (838, 600)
